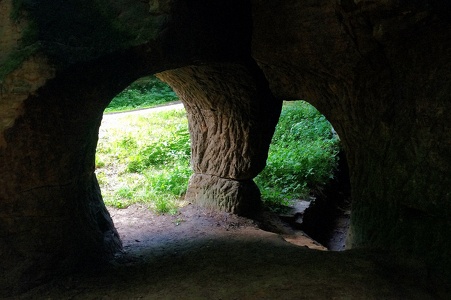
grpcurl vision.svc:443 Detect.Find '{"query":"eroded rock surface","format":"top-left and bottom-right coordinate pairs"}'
top-left (1, 0), bottom-right (450, 294)
top-left (252, 0), bottom-right (451, 275)
top-left (158, 63), bottom-right (281, 215)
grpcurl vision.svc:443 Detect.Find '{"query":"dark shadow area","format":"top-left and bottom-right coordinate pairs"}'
top-left (12, 204), bottom-right (447, 299)
top-left (301, 149), bottom-right (352, 250)
top-left (259, 148), bottom-right (352, 251)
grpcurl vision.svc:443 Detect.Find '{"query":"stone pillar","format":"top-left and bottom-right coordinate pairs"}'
top-left (158, 62), bottom-right (282, 215)
top-left (0, 47), bottom-right (157, 292)
top-left (0, 63), bottom-right (125, 292)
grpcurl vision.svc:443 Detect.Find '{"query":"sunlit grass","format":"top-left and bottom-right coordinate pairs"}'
top-left (255, 101), bottom-right (340, 207)
top-left (96, 96), bottom-right (340, 214)
top-left (96, 107), bottom-right (191, 213)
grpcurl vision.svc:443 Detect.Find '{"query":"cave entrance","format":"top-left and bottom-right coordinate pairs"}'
top-left (256, 100), bottom-right (351, 251)
top-left (95, 76), bottom-right (351, 252)
top-left (95, 75), bottom-right (192, 215)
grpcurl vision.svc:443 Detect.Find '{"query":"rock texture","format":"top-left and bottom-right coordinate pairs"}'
top-left (0, 0), bottom-right (450, 294)
top-left (158, 63), bottom-right (281, 215)
top-left (252, 0), bottom-right (451, 274)
top-left (0, 0), bottom-right (170, 292)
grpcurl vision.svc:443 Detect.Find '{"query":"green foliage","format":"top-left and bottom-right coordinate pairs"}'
top-left (127, 126), bottom-right (190, 172)
top-left (154, 197), bottom-right (178, 215)
top-left (105, 76), bottom-right (178, 113)
top-left (11, 0), bottom-right (24, 20)
top-left (255, 101), bottom-right (340, 206)
top-left (97, 97), bottom-right (339, 214)
top-left (1, 2), bottom-right (39, 80)
top-left (96, 106), bottom-right (191, 214)
top-left (144, 165), bottom-right (192, 196)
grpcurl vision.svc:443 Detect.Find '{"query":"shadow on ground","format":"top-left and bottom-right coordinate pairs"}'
top-left (9, 204), bottom-right (449, 299)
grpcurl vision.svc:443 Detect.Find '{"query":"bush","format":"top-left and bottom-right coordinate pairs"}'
top-left (105, 76), bottom-right (178, 113)
top-left (255, 101), bottom-right (340, 206)
top-left (127, 126), bottom-right (191, 172)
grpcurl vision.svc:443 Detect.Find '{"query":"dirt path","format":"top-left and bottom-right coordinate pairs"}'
top-left (103, 101), bottom-right (184, 117)
top-left (11, 204), bottom-right (446, 299)
top-left (99, 101), bottom-right (185, 135)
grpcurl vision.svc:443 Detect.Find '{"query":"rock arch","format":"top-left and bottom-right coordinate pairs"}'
top-left (0, 49), bottom-right (162, 290)
top-left (252, 0), bottom-right (451, 267)
top-left (1, 0), bottom-right (450, 293)
top-left (0, 0), bottom-right (268, 291)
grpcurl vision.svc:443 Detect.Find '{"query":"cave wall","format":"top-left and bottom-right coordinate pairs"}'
top-left (0, 49), bottom-right (163, 291)
top-left (0, 0), bottom-right (169, 291)
top-left (1, 0), bottom-right (450, 293)
top-left (251, 0), bottom-right (451, 272)
top-left (0, 0), bottom-right (266, 292)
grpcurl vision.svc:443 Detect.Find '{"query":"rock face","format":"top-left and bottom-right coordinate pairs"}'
top-left (158, 63), bottom-right (281, 215)
top-left (0, 0), bottom-right (450, 293)
top-left (251, 0), bottom-right (451, 271)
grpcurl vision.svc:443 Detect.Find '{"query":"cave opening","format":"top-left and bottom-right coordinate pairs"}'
top-left (95, 75), bottom-right (191, 215)
top-left (1, 0), bottom-right (449, 296)
top-left (94, 74), bottom-right (352, 253)
top-left (260, 100), bottom-right (352, 251)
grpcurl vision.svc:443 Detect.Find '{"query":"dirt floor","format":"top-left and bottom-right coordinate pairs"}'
top-left (11, 203), bottom-right (449, 299)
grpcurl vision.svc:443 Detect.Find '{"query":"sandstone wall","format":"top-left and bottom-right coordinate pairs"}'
top-left (1, 0), bottom-right (450, 293)
top-left (252, 0), bottom-right (451, 273)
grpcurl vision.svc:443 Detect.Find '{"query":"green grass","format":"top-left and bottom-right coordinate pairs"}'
top-left (105, 76), bottom-right (178, 113)
top-left (97, 86), bottom-right (340, 213)
top-left (96, 108), bottom-right (191, 214)
top-left (255, 101), bottom-right (340, 207)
